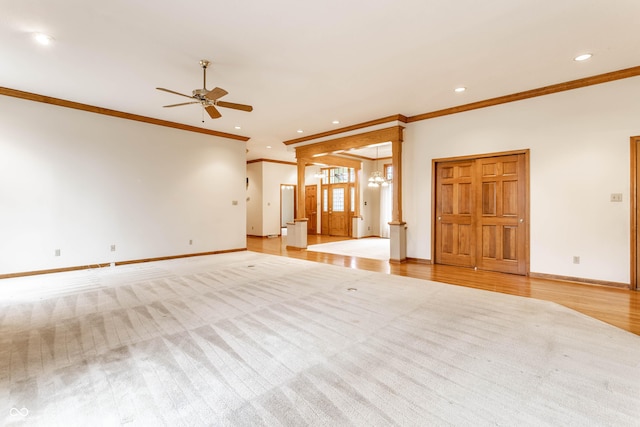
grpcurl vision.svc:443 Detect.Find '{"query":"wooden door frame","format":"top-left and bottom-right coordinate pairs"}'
top-left (630, 136), bottom-right (640, 290)
top-left (279, 184), bottom-right (296, 232)
top-left (431, 149), bottom-right (530, 274)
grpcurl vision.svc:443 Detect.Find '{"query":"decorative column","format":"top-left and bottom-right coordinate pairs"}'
top-left (287, 156), bottom-right (308, 249)
top-left (389, 132), bottom-right (407, 263)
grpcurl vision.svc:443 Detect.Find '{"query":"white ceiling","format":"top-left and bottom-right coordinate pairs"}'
top-left (2, 1), bottom-right (639, 163)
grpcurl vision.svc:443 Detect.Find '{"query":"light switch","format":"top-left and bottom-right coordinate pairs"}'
top-left (610, 193), bottom-right (623, 202)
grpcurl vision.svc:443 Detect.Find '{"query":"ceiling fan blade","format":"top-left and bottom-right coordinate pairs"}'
top-left (205, 87), bottom-right (228, 101)
top-left (156, 87), bottom-right (194, 99)
top-left (216, 101), bottom-right (253, 112)
top-left (163, 101), bottom-right (199, 108)
top-left (205, 105), bottom-right (222, 119)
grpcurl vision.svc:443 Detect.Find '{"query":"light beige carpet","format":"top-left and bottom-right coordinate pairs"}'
top-left (1, 251), bottom-right (639, 426)
top-left (307, 238), bottom-right (390, 261)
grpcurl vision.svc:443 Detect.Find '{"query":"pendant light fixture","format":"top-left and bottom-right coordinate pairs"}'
top-left (368, 146), bottom-right (390, 188)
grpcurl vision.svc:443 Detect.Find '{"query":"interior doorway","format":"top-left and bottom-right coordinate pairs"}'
top-left (319, 167), bottom-right (356, 237)
top-left (280, 184), bottom-right (296, 235)
top-left (433, 150), bottom-right (529, 275)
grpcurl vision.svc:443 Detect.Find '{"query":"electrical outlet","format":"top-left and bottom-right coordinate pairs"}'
top-left (110, 244), bottom-right (116, 252)
top-left (610, 193), bottom-right (623, 202)
top-left (55, 249), bottom-right (61, 257)
top-left (189, 239), bottom-right (193, 245)
top-left (573, 256), bottom-right (580, 264)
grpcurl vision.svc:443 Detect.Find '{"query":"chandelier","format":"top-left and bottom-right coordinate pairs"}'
top-left (368, 170), bottom-right (389, 187)
top-left (368, 146), bottom-right (390, 187)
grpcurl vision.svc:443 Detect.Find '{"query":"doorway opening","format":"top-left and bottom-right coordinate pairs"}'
top-left (319, 167), bottom-right (356, 237)
top-left (280, 184), bottom-right (296, 236)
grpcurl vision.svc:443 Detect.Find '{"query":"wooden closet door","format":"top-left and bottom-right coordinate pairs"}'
top-left (435, 161), bottom-right (475, 268)
top-left (434, 152), bottom-right (528, 275)
top-left (475, 154), bottom-right (527, 275)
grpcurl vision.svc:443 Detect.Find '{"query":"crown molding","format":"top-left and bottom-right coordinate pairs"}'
top-left (247, 158), bottom-right (297, 166)
top-left (0, 87), bottom-right (250, 142)
top-left (282, 65), bottom-right (640, 145)
top-left (407, 65), bottom-right (640, 123)
top-left (283, 114), bottom-right (408, 146)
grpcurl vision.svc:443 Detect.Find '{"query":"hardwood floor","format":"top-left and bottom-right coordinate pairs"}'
top-left (247, 235), bottom-right (640, 335)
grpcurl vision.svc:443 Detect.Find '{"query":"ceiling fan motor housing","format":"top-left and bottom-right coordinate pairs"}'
top-left (192, 88), bottom-right (209, 100)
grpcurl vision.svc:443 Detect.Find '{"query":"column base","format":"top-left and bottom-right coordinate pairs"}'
top-left (286, 219), bottom-right (308, 249)
top-left (389, 222), bottom-right (407, 263)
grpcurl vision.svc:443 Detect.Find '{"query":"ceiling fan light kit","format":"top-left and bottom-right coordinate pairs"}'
top-left (156, 59), bottom-right (253, 119)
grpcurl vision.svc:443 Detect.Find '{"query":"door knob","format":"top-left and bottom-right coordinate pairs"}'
top-left (438, 216), bottom-right (442, 221)
top-left (519, 218), bottom-right (524, 223)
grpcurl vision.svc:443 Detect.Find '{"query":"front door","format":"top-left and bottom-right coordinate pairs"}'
top-left (328, 184), bottom-right (349, 237)
top-left (434, 152), bottom-right (528, 275)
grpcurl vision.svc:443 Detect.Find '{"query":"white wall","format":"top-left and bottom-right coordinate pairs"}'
top-left (246, 162), bottom-right (263, 236)
top-left (0, 95), bottom-right (247, 275)
top-left (403, 76), bottom-right (640, 283)
top-left (262, 162), bottom-right (296, 236)
top-left (246, 161), bottom-right (296, 236)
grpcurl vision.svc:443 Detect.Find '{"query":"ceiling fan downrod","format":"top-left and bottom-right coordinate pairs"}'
top-left (200, 59), bottom-right (210, 90)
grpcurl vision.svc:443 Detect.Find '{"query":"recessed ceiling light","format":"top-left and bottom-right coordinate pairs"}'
top-left (266, 145), bottom-right (272, 149)
top-left (297, 129), bottom-right (303, 133)
top-left (574, 53), bottom-right (592, 62)
top-left (234, 125), bottom-right (241, 130)
top-left (454, 87), bottom-right (466, 93)
top-left (332, 120), bottom-right (340, 124)
top-left (33, 32), bottom-right (54, 46)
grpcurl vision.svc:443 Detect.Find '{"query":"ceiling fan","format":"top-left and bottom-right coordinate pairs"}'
top-left (156, 60), bottom-right (253, 119)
